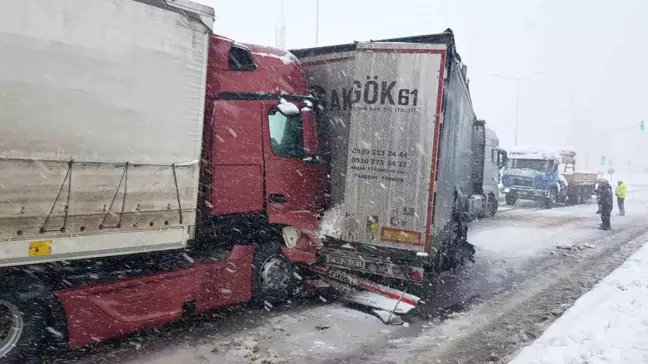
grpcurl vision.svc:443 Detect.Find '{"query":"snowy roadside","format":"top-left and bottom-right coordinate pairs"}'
top-left (381, 225), bottom-right (648, 364)
top-left (507, 232), bottom-right (648, 364)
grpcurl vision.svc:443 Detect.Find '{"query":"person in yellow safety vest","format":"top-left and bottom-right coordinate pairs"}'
top-left (615, 180), bottom-right (627, 216)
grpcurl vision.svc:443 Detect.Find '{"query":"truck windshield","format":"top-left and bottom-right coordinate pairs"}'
top-left (268, 109), bottom-right (304, 158)
top-left (509, 159), bottom-right (549, 172)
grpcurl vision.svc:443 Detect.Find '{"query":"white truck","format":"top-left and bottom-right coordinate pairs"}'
top-left (0, 0), bottom-right (215, 268)
top-left (480, 127), bottom-right (507, 217)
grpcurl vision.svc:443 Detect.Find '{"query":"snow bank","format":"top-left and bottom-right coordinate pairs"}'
top-left (508, 233), bottom-right (648, 364)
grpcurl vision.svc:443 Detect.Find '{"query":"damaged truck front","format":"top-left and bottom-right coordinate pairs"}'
top-left (292, 30), bottom-right (485, 294)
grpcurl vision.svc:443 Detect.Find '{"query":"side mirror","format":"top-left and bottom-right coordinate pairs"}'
top-left (301, 107), bottom-right (319, 156)
top-left (499, 150), bottom-right (508, 168)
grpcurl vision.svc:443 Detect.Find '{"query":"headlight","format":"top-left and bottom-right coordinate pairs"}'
top-left (504, 188), bottom-right (510, 193)
top-left (282, 226), bottom-right (300, 248)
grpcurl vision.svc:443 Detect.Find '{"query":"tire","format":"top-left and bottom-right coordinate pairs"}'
top-left (486, 194), bottom-right (498, 217)
top-left (0, 276), bottom-right (49, 363)
top-left (505, 193), bottom-right (517, 206)
top-left (544, 188), bottom-right (557, 209)
top-left (567, 190), bottom-right (577, 205)
top-left (557, 182), bottom-right (568, 204)
top-left (252, 242), bottom-right (296, 305)
top-left (438, 214), bottom-right (474, 273)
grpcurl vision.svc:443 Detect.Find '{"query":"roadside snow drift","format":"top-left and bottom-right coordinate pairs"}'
top-left (508, 233), bottom-right (648, 364)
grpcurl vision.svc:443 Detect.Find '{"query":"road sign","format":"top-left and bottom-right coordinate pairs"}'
top-left (608, 167), bottom-right (615, 175)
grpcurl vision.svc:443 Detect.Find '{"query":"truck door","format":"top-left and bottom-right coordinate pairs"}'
top-left (333, 41), bottom-right (447, 253)
top-left (261, 99), bottom-right (321, 229)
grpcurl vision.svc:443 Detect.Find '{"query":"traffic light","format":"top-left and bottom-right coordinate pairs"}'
top-left (601, 154), bottom-right (606, 165)
top-left (641, 120), bottom-right (645, 131)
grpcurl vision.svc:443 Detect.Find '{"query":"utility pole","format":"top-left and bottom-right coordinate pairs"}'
top-left (275, 0), bottom-right (286, 49)
top-left (492, 71), bottom-right (545, 145)
top-left (315, 0), bottom-right (320, 46)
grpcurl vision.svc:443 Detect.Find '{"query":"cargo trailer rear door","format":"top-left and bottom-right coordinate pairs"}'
top-left (340, 42), bottom-right (446, 253)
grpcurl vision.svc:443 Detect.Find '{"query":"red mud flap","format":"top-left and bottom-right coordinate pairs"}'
top-left (310, 265), bottom-right (420, 321)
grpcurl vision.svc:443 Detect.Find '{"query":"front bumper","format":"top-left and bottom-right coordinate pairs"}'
top-left (505, 187), bottom-right (548, 200)
top-left (317, 246), bottom-right (426, 281)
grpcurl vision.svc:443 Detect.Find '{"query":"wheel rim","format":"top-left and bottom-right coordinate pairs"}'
top-left (259, 255), bottom-right (292, 293)
top-left (0, 300), bottom-right (24, 358)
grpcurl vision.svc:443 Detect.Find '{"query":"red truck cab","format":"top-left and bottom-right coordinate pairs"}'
top-left (1, 36), bottom-right (325, 361)
top-left (202, 36), bottom-right (324, 258)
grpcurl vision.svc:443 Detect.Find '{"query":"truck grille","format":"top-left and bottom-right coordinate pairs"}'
top-left (513, 178), bottom-right (534, 187)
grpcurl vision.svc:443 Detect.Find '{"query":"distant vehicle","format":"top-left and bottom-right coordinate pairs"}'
top-left (481, 128), bottom-right (507, 217)
top-left (559, 149), bottom-right (598, 204)
top-left (502, 146), bottom-right (596, 208)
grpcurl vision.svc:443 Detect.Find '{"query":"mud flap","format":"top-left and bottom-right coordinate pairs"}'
top-left (309, 266), bottom-right (420, 323)
top-left (440, 213), bottom-right (475, 271)
top-left (455, 217), bottom-right (476, 265)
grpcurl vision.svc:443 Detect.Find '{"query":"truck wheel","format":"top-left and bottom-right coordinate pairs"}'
top-left (544, 189), bottom-right (557, 209)
top-left (0, 278), bottom-right (49, 362)
top-left (438, 216), bottom-right (474, 272)
top-left (487, 194), bottom-right (498, 217)
top-left (578, 189), bottom-right (586, 204)
top-left (505, 193), bottom-right (517, 206)
top-left (252, 243), bottom-right (296, 305)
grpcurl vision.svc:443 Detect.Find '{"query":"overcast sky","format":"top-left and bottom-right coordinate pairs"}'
top-left (194, 0), bottom-right (647, 172)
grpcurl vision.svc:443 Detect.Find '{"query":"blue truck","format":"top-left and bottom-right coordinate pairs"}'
top-left (501, 147), bottom-right (596, 208)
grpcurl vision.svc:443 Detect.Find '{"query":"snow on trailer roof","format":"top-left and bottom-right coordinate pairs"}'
top-left (290, 28), bottom-right (462, 62)
top-left (507, 146), bottom-right (561, 161)
top-left (136, 0), bottom-right (215, 31)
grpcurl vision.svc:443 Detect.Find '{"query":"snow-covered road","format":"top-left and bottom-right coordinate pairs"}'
top-left (48, 178), bottom-right (648, 364)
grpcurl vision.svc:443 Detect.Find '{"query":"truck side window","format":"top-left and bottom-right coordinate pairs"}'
top-left (268, 110), bottom-right (304, 158)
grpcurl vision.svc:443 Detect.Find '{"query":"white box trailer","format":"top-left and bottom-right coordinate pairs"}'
top-left (293, 30), bottom-right (482, 280)
top-left (0, 0), bottom-right (214, 267)
top-left (303, 41), bottom-right (446, 253)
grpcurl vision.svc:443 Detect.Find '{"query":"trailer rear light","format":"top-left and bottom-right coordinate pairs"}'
top-left (380, 228), bottom-right (422, 245)
top-left (409, 270), bottom-right (422, 281)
